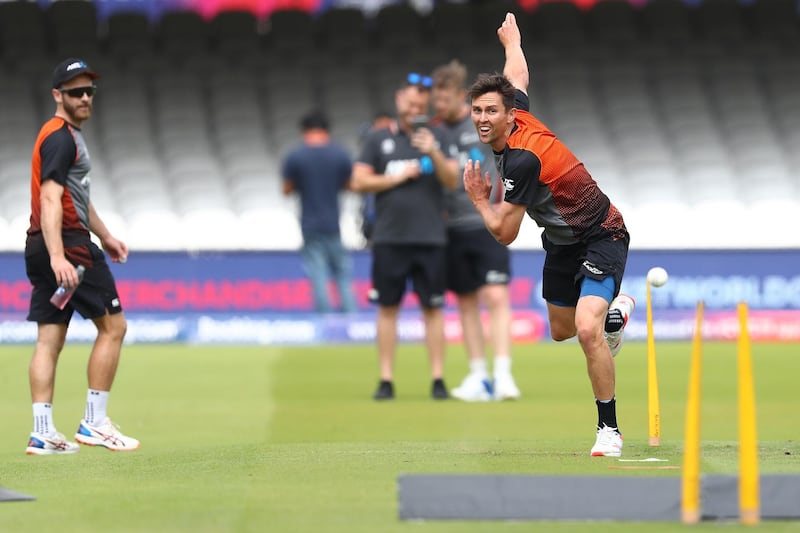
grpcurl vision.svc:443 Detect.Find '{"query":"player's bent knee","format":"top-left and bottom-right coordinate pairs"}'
top-left (550, 324), bottom-right (576, 342)
top-left (575, 321), bottom-right (603, 348)
top-left (94, 312), bottom-right (127, 340)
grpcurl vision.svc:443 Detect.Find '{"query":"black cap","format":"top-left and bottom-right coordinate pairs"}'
top-left (52, 58), bottom-right (99, 89)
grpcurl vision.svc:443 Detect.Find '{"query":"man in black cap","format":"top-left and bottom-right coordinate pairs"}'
top-left (24, 58), bottom-right (139, 455)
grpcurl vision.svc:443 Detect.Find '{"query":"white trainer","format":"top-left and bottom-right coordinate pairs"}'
top-left (604, 294), bottom-right (635, 357)
top-left (493, 373), bottom-right (521, 401)
top-left (590, 425), bottom-right (624, 457)
top-left (26, 431), bottom-right (80, 455)
top-left (75, 418), bottom-right (140, 451)
top-left (451, 373), bottom-right (493, 402)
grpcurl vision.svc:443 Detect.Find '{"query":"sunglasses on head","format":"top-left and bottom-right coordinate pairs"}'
top-left (407, 73), bottom-right (432, 88)
top-left (59, 86), bottom-right (97, 98)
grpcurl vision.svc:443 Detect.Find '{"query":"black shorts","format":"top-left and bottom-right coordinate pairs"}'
top-left (25, 240), bottom-right (123, 324)
top-left (541, 232), bottom-right (629, 307)
top-left (370, 244), bottom-right (446, 308)
top-left (446, 227), bottom-right (511, 294)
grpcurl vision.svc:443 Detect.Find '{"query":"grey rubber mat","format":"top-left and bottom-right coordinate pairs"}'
top-left (398, 474), bottom-right (800, 521)
top-left (0, 487), bottom-right (35, 502)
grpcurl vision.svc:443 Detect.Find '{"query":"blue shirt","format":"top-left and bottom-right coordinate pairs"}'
top-left (282, 141), bottom-right (353, 235)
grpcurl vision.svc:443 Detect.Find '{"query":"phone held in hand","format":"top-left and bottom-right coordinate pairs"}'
top-left (411, 115), bottom-right (429, 131)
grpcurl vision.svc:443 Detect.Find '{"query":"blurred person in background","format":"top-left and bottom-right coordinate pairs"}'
top-left (359, 110), bottom-right (395, 245)
top-left (463, 14), bottom-right (635, 457)
top-left (353, 73), bottom-right (459, 401)
top-left (25, 58), bottom-right (139, 455)
top-left (282, 109), bottom-right (357, 314)
top-left (431, 59), bottom-right (520, 403)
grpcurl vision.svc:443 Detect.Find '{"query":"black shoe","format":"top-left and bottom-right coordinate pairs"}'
top-left (431, 378), bottom-right (449, 400)
top-left (373, 380), bottom-right (394, 400)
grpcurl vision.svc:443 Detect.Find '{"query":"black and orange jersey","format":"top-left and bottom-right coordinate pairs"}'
top-left (496, 90), bottom-right (626, 245)
top-left (27, 116), bottom-right (92, 245)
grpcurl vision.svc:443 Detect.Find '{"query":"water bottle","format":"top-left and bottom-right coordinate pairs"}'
top-left (49, 265), bottom-right (86, 310)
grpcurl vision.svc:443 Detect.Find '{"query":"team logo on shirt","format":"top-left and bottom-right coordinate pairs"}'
top-left (381, 138), bottom-right (396, 155)
top-left (460, 131), bottom-right (479, 144)
top-left (502, 178), bottom-right (515, 191)
top-left (385, 159), bottom-right (417, 177)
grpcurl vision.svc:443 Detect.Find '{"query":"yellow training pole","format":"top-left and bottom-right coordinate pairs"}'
top-left (681, 301), bottom-right (704, 525)
top-left (737, 302), bottom-right (760, 525)
top-left (646, 279), bottom-right (661, 446)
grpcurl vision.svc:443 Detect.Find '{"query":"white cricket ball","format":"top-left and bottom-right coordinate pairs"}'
top-left (647, 266), bottom-right (668, 287)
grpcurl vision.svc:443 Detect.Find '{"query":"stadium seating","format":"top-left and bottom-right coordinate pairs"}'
top-left (209, 10), bottom-right (261, 59)
top-left (0, 0), bottom-right (798, 251)
top-left (46, 0), bottom-right (100, 58)
top-left (104, 11), bottom-right (153, 59)
top-left (0, 0), bottom-right (49, 61)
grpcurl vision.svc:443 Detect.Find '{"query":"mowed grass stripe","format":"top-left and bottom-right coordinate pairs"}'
top-left (0, 342), bottom-right (796, 532)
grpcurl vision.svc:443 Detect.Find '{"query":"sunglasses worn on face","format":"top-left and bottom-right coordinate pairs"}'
top-left (59, 86), bottom-right (97, 98)
top-left (407, 73), bottom-right (432, 88)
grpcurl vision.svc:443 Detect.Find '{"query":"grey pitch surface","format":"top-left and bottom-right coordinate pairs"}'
top-left (398, 474), bottom-right (800, 521)
top-left (0, 487), bottom-right (35, 502)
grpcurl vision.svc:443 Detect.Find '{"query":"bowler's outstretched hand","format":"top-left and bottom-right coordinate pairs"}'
top-left (497, 12), bottom-right (521, 49)
top-left (463, 159), bottom-right (492, 206)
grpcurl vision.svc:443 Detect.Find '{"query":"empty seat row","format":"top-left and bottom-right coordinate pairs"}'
top-left (1, 0), bottom-right (798, 62)
top-left (0, 1), bottom-right (798, 251)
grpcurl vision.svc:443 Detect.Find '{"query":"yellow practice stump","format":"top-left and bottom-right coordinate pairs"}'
top-left (681, 301), bottom-right (704, 524)
top-left (680, 301), bottom-right (761, 525)
top-left (646, 280), bottom-right (661, 446)
top-left (737, 302), bottom-right (760, 525)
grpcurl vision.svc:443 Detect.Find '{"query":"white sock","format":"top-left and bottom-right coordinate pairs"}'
top-left (85, 389), bottom-right (109, 425)
top-left (469, 358), bottom-right (489, 378)
top-left (493, 355), bottom-right (512, 376)
top-left (33, 402), bottom-right (54, 436)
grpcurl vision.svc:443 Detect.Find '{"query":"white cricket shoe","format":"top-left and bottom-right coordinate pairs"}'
top-left (493, 373), bottom-right (521, 401)
top-left (604, 294), bottom-right (635, 357)
top-left (451, 373), bottom-right (493, 402)
top-left (590, 425), bottom-right (623, 457)
top-left (26, 431), bottom-right (80, 455)
top-left (75, 418), bottom-right (140, 451)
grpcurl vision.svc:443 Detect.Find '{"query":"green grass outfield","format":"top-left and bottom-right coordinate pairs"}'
top-left (0, 340), bottom-right (797, 532)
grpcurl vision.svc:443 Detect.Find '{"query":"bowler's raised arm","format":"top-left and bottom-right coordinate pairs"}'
top-left (498, 13), bottom-right (529, 95)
